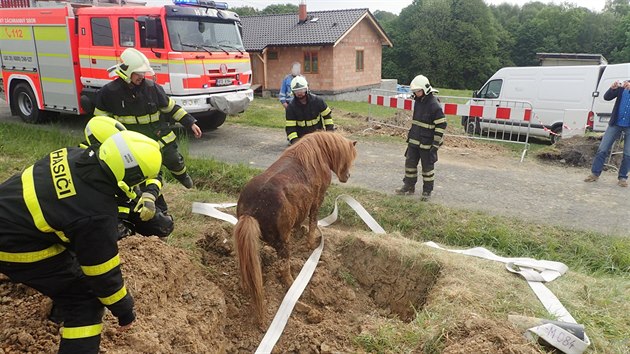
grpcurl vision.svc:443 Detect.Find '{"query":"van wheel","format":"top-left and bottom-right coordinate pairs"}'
top-left (550, 126), bottom-right (562, 144)
top-left (12, 83), bottom-right (47, 124)
top-left (463, 117), bottom-right (481, 135)
top-left (195, 111), bottom-right (227, 131)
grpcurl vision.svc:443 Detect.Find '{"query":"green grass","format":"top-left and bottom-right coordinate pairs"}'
top-left (320, 186), bottom-right (630, 277)
top-left (2, 103), bottom-right (629, 353)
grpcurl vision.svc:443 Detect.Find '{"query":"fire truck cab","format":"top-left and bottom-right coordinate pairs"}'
top-left (0, 0), bottom-right (253, 130)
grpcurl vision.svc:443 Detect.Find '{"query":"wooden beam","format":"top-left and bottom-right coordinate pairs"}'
top-left (255, 49), bottom-right (268, 90)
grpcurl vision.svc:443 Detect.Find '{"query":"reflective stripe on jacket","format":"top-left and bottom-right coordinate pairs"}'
top-left (95, 78), bottom-right (196, 128)
top-left (407, 93), bottom-right (447, 149)
top-left (285, 93), bottom-right (333, 142)
top-left (0, 147), bottom-right (134, 321)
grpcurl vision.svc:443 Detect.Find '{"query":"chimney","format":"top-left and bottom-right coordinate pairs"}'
top-left (298, 0), bottom-right (307, 23)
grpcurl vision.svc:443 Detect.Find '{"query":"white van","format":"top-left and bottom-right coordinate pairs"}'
top-left (464, 63), bottom-right (630, 143)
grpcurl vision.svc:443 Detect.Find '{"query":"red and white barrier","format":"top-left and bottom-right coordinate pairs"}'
top-left (368, 94), bottom-right (533, 122)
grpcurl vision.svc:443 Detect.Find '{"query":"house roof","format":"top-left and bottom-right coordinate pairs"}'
top-left (241, 8), bottom-right (392, 52)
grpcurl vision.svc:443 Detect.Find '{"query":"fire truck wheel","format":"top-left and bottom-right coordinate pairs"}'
top-left (195, 110), bottom-right (227, 130)
top-left (12, 83), bottom-right (46, 124)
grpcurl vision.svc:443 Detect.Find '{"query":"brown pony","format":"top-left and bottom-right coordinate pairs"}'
top-left (233, 131), bottom-right (357, 324)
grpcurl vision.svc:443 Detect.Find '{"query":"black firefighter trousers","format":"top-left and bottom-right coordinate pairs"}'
top-left (0, 251), bottom-right (105, 354)
top-left (403, 144), bottom-right (435, 193)
top-left (128, 122), bottom-right (188, 182)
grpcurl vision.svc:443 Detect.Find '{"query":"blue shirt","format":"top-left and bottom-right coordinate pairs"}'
top-left (617, 89), bottom-right (630, 127)
top-left (279, 74), bottom-right (295, 105)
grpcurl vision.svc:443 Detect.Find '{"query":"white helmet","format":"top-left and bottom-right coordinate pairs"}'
top-left (290, 76), bottom-right (308, 93)
top-left (112, 48), bottom-right (155, 83)
top-left (409, 75), bottom-right (438, 95)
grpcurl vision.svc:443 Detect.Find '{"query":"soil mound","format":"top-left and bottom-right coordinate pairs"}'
top-left (1, 225), bottom-right (541, 353)
top-left (536, 135), bottom-right (605, 167)
top-left (441, 314), bottom-right (540, 354)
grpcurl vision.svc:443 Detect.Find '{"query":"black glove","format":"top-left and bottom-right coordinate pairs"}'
top-left (429, 146), bottom-right (439, 164)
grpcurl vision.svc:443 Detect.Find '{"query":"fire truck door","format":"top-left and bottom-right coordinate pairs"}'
top-left (33, 26), bottom-right (79, 113)
top-left (0, 25), bottom-right (39, 78)
top-left (78, 16), bottom-right (118, 88)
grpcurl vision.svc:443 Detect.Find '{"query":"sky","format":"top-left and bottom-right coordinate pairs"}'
top-left (216, 0), bottom-right (606, 14)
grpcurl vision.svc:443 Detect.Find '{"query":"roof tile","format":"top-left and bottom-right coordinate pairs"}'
top-left (241, 9), bottom-right (369, 52)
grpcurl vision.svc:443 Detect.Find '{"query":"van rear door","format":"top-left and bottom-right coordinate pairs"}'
top-left (592, 63), bottom-right (630, 132)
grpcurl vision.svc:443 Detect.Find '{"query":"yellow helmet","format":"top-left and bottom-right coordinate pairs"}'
top-left (290, 76), bottom-right (308, 93)
top-left (114, 48), bottom-right (154, 83)
top-left (410, 75), bottom-right (439, 95)
top-left (84, 116), bottom-right (127, 146)
top-left (98, 131), bottom-right (162, 198)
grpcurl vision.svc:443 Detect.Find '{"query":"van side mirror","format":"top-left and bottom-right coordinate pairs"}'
top-left (472, 90), bottom-right (478, 98)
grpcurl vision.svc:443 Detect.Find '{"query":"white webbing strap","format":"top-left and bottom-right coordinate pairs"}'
top-left (192, 202), bottom-right (238, 224)
top-left (318, 194), bottom-right (386, 234)
top-left (191, 194), bottom-right (386, 352)
top-left (423, 242), bottom-right (590, 354)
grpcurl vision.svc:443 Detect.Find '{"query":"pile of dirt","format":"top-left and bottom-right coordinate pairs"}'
top-left (536, 135), bottom-right (605, 167)
top-left (1, 226), bottom-right (542, 353)
top-left (1, 236), bottom-right (227, 354)
top-left (440, 314), bottom-right (540, 354)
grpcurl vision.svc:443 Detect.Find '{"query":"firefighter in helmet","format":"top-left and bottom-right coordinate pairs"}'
top-left (396, 75), bottom-right (447, 201)
top-left (0, 131), bottom-right (162, 354)
top-left (94, 48), bottom-right (202, 189)
top-left (81, 116), bottom-right (174, 239)
top-left (285, 76), bottom-right (335, 145)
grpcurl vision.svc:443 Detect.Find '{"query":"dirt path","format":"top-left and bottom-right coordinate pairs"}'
top-left (190, 124), bottom-right (629, 236)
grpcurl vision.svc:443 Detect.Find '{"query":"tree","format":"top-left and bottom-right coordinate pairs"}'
top-left (261, 4), bottom-right (298, 15)
top-left (231, 6), bottom-right (259, 16)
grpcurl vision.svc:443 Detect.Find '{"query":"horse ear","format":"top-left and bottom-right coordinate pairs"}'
top-left (352, 140), bottom-right (357, 146)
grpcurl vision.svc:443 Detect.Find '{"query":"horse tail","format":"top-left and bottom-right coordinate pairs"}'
top-left (234, 215), bottom-right (265, 324)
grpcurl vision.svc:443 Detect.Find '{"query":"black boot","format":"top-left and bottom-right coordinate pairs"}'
top-left (395, 184), bottom-right (415, 195)
top-left (420, 191), bottom-right (431, 202)
top-left (175, 173), bottom-right (194, 189)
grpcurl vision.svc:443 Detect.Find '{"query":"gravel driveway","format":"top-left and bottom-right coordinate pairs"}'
top-left (189, 123), bottom-right (630, 237)
top-left (1, 99), bottom-right (625, 237)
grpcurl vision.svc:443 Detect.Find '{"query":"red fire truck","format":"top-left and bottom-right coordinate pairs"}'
top-left (0, 0), bottom-right (253, 129)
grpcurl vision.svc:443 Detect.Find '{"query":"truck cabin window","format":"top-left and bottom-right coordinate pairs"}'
top-left (478, 79), bottom-right (503, 99)
top-left (167, 18), bottom-right (244, 52)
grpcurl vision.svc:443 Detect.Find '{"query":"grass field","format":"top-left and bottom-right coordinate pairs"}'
top-left (1, 97), bottom-right (628, 352)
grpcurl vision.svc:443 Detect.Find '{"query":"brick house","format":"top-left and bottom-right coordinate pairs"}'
top-left (240, 2), bottom-right (392, 100)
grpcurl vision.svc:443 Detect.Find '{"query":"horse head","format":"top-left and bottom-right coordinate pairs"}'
top-left (332, 137), bottom-right (357, 183)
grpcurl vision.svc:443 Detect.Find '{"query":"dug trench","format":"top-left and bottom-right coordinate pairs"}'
top-left (0, 220), bottom-right (540, 353)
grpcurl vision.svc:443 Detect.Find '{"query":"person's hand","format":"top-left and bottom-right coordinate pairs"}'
top-left (613, 81), bottom-right (623, 89)
top-left (134, 192), bottom-right (156, 221)
top-left (190, 123), bottom-right (202, 138)
top-left (429, 146), bottom-right (439, 164)
top-left (282, 102), bottom-right (289, 109)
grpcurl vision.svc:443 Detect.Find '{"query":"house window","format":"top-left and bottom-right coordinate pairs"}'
top-left (91, 17), bottom-right (113, 46)
top-left (304, 51), bottom-right (318, 73)
top-left (356, 50), bottom-right (364, 71)
top-left (268, 51), bottom-right (278, 60)
top-left (119, 18), bottom-right (135, 47)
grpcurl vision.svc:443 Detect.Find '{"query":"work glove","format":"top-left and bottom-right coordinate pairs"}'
top-left (429, 146), bottom-right (439, 164)
top-left (134, 192), bottom-right (156, 221)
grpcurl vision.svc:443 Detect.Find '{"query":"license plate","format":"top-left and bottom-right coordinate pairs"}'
top-left (216, 78), bottom-right (232, 86)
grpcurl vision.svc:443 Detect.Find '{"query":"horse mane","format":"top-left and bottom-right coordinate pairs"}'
top-left (282, 132), bottom-right (354, 179)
